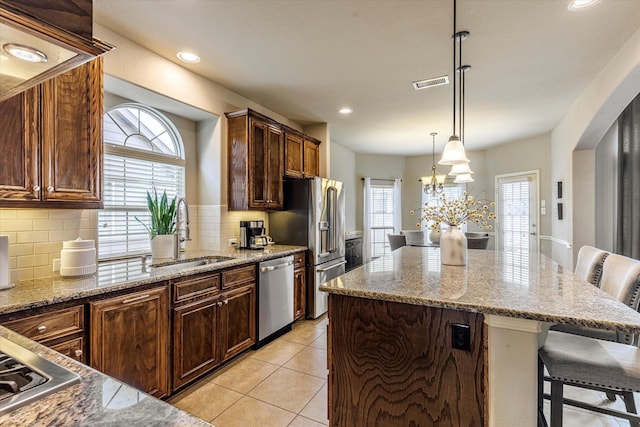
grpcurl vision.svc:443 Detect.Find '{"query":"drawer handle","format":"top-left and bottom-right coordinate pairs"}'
top-left (37, 325), bottom-right (47, 333)
top-left (74, 349), bottom-right (83, 358)
top-left (217, 301), bottom-right (223, 307)
top-left (122, 294), bottom-right (150, 304)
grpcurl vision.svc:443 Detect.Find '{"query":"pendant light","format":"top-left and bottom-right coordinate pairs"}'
top-left (439, 0), bottom-right (470, 167)
top-left (452, 63), bottom-right (474, 183)
top-left (420, 132), bottom-right (446, 194)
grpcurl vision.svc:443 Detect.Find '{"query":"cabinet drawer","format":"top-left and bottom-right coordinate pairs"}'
top-left (3, 306), bottom-right (84, 342)
top-left (293, 252), bottom-right (305, 270)
top-left (173, 273), bottom-right (220, 303)
top-left (222, 264), bottom-right (256, 290)
top-left (47, 337), bottom-right (85, 363)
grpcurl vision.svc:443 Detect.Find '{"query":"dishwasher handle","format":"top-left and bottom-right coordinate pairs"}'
top-left (260, 260), bottom-right (294, 273)
top-left (316, 260), bottom-right (347, 273)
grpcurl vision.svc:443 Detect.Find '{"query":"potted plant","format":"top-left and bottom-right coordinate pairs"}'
top-left (137, 190), bottom-right (177, 259)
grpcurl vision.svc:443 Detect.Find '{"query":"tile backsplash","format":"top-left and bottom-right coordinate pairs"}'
top-left (0, 206), bottom-right (267, 283)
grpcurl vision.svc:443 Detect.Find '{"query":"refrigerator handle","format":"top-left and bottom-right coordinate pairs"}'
top-left (327, 186), bottom-right (337, 254)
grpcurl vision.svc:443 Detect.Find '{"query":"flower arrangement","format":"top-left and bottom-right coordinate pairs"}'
top-left (410, 191), bottom-right (496, 229)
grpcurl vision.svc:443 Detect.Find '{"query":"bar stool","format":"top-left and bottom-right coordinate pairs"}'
top-left (538, 253), bottom-right (640, 426)
top-left (387, 234), bottom-right (406, 251)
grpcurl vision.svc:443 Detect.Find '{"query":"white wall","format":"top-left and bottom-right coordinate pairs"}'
top-left (551, 27), bottom-right (640, 268)
top-left (572, 149), bottom-right (596, 259)
top-left (330, 142), bottom-right (357, 233)
top-left (594, 123), bottom-right (618, 252)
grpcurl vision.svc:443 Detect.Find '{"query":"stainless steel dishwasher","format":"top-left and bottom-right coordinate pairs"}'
top-left (258, 255), bottom-right (294, 346)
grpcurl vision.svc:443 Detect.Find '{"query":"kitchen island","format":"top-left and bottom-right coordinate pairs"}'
top-left (320, 246), bottom-right (640, 426)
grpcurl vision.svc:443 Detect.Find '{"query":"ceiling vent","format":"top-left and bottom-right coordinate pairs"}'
top-left (412, 75), bottom-right (449, 90)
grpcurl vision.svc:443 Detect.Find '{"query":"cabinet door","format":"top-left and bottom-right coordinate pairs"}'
top-left (284, 132), bottom-right (304, 178)
top-left (173, 296), bottom-right (221, 390)
top-left (303, 139), bottom-right (320, 178)
top-left (41, 57), bottom-right (103, 205)
top-left (293, 268), bottom-right (306, 320)
top-left (248, 118), bottom-right (268, 208)
top-left (220, 283), bottom-right (256, 361)
top-left (266, 125), bottom-right (284, 209)
top-left (0, 88), bottom-right (40, 201)
top-left (90, 286), bottom-right (169, 398)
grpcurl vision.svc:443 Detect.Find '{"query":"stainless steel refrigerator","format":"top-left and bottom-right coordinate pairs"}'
top-left (269, 177), bottom-right (346, 318)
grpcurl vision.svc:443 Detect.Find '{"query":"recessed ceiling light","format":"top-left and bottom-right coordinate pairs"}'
top-left (3, 43), bottom-right (47, 63)
top-left (567, 0), bottom-right (600, 11)
top-left (176, 51), bottom-right (200, 63)
top-left (339, 107), bottom-right (353, 115)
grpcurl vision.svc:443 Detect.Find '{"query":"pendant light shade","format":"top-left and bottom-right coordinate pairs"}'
top-left (448, 161), bottom-right (474, 176)
top-left (439, 135), bottom-right (469, 165)
top-left (454, 173), bottom-right (474, 184)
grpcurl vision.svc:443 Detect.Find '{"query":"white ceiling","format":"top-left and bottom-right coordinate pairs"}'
top-left (94, 0), bottom-right (640, 156)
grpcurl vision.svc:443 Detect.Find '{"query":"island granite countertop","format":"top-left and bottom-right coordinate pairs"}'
top-left (0, 245), bottom-right (305, 315)
top-left (320, 246), bottom-right (640, 334)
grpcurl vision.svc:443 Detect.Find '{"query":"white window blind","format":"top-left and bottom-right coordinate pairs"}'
top-left (499, 178), bottom-right (530, 252)
top-left (99, 104), bottom-right (185, 260)
top-left (369, 184), bottom-right (395, 258)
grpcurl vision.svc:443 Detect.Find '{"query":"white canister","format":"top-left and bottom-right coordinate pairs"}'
top-left (60, 238), bottom-right (96, 277)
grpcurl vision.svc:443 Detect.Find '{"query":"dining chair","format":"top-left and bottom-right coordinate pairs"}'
top-left (387, 234), bottom-right (406, 251)
top-left (465, 232), bottom-right (489, 249)
top-left (538, 253), bottom-right (640, 427)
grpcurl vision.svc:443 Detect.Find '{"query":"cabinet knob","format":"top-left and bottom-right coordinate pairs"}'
top-left (218, 301), bottom-right (223, 306)
top-left (37, 325), bottom-right (46, 333)
top-left (33, 185), bottom-right (40, 192)
top-left (224, 299), bottom-right (229, 305)
top-left (74, 349), bottom-right (83, 358)
top-left (46, 186), bottom-right (54, 192)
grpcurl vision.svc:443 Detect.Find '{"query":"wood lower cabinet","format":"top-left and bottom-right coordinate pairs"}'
top-left (293, 251), bottom-right (306, 320)
top-left (173, 296), bottom-right (221, 390)
top-left (90, 286), bottom-right (169, 398)
top-left (220, 283), bottom-right (256, 361)
top-left (0, 58), bottom-right (103, 207)
top-left (1, 305), bottom-right (86, 363)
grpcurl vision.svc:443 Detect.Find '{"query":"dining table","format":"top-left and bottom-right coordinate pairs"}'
top-left (320, 246), bottom-right (640, 426)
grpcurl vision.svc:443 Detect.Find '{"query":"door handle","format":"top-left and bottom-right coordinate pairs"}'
top-left (260, 261), bottom-right (293, 272)
top-left (316, 260), bottom-right (347, 272)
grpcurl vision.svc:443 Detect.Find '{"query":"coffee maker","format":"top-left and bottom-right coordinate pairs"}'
top-left (239, 220), bottom-right (270, 249)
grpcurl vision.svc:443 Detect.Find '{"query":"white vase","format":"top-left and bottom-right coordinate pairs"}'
top-left (440, 225), bottom-right (467, 266)
top-left (429, 228), bottom-right (441, 244)
top-left (151, 234), bottom-right (175, 259)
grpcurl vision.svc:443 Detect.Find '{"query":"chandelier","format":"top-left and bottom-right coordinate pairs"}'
top-left (421, 132), bottom-right (446, 194)
top-left (439, 0), bottom-right (473, 183)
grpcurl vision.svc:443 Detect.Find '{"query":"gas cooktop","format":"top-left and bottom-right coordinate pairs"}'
top-left (0, 335), bottom-right (80, 415)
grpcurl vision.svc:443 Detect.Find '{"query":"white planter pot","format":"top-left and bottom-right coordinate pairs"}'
top-left (440, 225), bottom-right (467, 266)
top-left (151, 234), bottom-right (175, 259)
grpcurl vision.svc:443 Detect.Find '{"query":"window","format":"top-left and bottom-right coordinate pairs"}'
top-left (369, 183), bottom-right (396, 258)
top-left (99, 104), bottom-right (185, 260)
top-left (421, 184), bottom-right (464, 232)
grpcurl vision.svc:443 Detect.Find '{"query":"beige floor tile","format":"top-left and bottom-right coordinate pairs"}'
top-left (250, 339), bottom-right (306, 366)
top-left (212, 356), bottom-right (279, 394)
top-left (281, 323), bottom-right (325, 345)
top-left (213, 396), bottom-right (296, 427)
top-left (288, 415), bottom-right (328, 427)
top-left (248, 367), bottom-right (326, 413)
top-left (283, 346), bottom-right (328, 379)
top-left (309, 332), bottom-right (327, 349)
top-left (170, 381), bottom-right (242, 422)
top-left (299, 384), bottom-right (329, 425)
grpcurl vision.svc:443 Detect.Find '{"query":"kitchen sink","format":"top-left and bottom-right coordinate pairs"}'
top-left (149, 256), bottom-right (235, 272)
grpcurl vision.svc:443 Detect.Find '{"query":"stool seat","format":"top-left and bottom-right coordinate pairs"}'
top-left (540, 330), bottom-right (640, 392)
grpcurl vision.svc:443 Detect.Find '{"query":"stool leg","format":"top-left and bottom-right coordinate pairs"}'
top-left (621, 391), bottom-right (639, 427)
top-left (605, 391), bottom-right (617, 401)
top-left (538, 357), bottom-right (548, 427)
top-left (550, 380), bottom-right (563, 427)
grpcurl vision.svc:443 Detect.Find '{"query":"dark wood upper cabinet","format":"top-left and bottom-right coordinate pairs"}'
top-left (0, 0), bottom-right (113, 102)
top-left (0, 88), bottom-right (39, 201)
top-left (284, 131), bottom-right (320, 179)
top-left (227, 109), bottom-right (284, 211)
top-left (0, 57), bottom-right (103, 208)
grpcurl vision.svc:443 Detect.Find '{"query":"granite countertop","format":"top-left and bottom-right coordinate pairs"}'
top-left (0, 326), bottom-right (211, 427)
top-left (320, 246), bottom-right (640, 334)
top-left (0, 245), bottom-right (305, 315)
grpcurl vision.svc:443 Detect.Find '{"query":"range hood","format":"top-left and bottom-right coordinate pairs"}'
top-left (0, 5), bottom-right (113, 102)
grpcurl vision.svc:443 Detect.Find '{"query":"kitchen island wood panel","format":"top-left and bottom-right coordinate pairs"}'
top-left (329, 294), bottom-right (485, 426)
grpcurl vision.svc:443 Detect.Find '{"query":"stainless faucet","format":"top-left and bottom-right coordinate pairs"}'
top-left (174, 197), bottom-right (192, 259)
